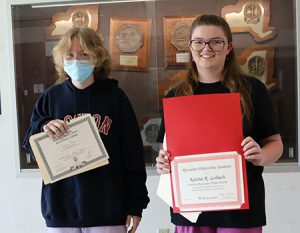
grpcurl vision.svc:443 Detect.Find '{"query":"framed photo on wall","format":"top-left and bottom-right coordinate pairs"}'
top-left (109, 18), bottom-right (152, 71)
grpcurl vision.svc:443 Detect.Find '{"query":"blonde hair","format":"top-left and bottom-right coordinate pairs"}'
top-left (52, 27), bottom-right (111, 80)
top-left (175, 14), bottom-right (253, 121)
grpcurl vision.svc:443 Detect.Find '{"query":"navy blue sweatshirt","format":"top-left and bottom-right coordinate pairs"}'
top-left (23, 77), bottom-right (150, 227)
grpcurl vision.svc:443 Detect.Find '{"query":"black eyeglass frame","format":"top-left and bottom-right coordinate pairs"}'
top-left (189, 39), bottom-right (228, 52)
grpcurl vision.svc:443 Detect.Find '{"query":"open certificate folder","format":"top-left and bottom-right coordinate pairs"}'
top-left (163, 93), bottom-right (249, 213)
top-left (29, 114), bottom-right (109, 184)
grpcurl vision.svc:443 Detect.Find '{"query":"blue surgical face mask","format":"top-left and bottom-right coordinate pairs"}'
top-left (64, 60), bottom-right (94, 83)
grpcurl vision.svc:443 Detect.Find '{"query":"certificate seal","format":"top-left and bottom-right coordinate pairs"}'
top-left (170, 23), bottom-right (190, 51)
top-left (115, 24), bottom-right (144, 53)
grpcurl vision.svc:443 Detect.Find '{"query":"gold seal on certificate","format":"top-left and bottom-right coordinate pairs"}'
top-left (29, 114), bottom-right (109, 184)
top-left (115, 24), bottom-right (144, 53)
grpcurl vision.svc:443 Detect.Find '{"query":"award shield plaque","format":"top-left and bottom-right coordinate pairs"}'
top-left (238, 46), bottom-right (276, 91)
top-left (163, 16), bottom-right (196, 68)
top-left (221, 0), bottom-right (276, 42)
top-left (45, 5), bottom-right (99, 40)
top-left (115, 24), bottom-right (144, 53)
top-left (109, 18), bottom-right (152, 71)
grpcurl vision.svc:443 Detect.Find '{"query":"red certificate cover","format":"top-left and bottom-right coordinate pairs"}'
top-left (163, 93), bottom-right (249, 212)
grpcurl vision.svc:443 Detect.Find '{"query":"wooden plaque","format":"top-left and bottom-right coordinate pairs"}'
top-left (158, 70), bottom-right (187, 102)
top-left (163, 16), bottom-right (196, 68)
top-left (109, 18), bottom-right (152, 71)
top-left (221, 0), bottom-right (276, 42)
top-left (45, 5), bottom-right (99, 40)
top-left (238, 46), bottom-right (276, 91)
top-left (140, 117), bottom-right (162, 152)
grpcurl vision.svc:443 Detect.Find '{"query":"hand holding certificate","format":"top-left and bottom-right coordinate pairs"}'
top-left (161, 93), bottom-right (249, 213)
top-left (29, 114), bottom-right (109, 184)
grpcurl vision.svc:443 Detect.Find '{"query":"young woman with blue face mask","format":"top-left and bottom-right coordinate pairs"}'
top-left (22, 27), bottom-right (149, 233)
top-left (63, 36), bottom-right (95, 86)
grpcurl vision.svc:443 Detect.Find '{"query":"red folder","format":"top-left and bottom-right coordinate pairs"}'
top-left (163, 93), bottom-right (249, 212)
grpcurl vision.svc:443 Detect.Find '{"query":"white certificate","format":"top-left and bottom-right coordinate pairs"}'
top-left (171, 151), bottom-right (245, 212)
top-left (29, 114), bottom-right (109, 184)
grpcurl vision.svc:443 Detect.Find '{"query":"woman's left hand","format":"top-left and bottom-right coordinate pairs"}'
top-left (126, 215), bottom-right (141, 233)
top-left (241, 136), bottom-right (264, 166)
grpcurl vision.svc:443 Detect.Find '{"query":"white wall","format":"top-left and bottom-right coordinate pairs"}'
top-left (263, 172), bottom-right (300, 233)
top-left (139, 172), bottom-right (300, 233)
top-left (0, 1), bottom-right (300, 233)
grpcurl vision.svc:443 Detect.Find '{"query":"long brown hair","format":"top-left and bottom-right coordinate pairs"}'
top-left (52, 27), bottom-right (111, 80)
top-left (175, 14), bottom-right (252, 121)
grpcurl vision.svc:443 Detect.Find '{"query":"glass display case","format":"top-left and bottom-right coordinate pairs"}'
top-left (12, 0), bottom-right (298, 169)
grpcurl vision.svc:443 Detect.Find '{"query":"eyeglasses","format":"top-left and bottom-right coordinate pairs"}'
top-left (64, 51), bottom-right (90, 61)
top-left (189, 39), bottom-right (227, 52)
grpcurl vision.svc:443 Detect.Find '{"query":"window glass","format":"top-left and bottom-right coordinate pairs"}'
top-left (12, 0), bottom-right (297, 169)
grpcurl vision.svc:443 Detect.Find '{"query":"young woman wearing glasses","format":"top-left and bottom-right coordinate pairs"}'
top-left (156, 14), bottom-right (283, 233)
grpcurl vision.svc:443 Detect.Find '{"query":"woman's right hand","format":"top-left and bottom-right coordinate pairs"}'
top-left (42, 119), bottom-right (68, 139)
top-left (155, 149), bottom-right (171, 174)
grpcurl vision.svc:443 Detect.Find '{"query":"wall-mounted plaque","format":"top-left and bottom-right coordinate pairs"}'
top-left (109, 18), bottom-right (152, 71)
top-left (46, 5), bottom-right (99, 40)
top-left (140, 117), bottom-right (162, 152)
top-left (221, 0), bottom-right (276, 42)
top-left (238, 46), bottom-right (276, 90)
top-left (115, 24), bottom-right (144, 53)
top-left (139, 116), bottom-right (162, 164)
top-left (163, 16), bottom-right (196, 68)
top-left (158, 70), bottom-right (187, 105)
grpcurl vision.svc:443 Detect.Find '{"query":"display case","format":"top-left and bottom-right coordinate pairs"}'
top-left (12, 0), bottom-right (298, 169)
